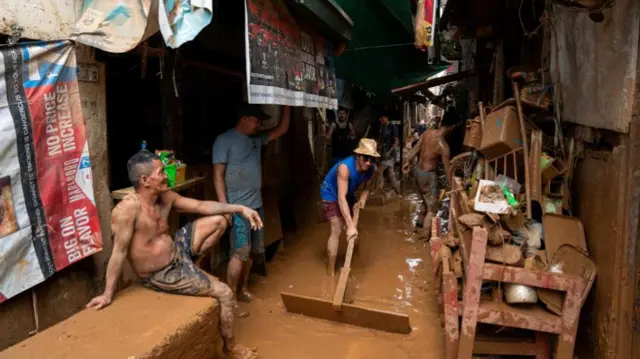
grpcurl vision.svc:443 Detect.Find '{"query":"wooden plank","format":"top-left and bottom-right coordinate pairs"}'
top-left (474, 338), bottom-right (540, 356)
top-left (332, 207), bottom-right (360, 310)
top-left (332, 251), bottom-right (353, 310)
top-left (111, 176), bottom-right (206, 200)
top-left (281, 293), bottom-right (411, 334)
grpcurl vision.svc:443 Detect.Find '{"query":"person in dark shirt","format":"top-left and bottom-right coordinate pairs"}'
top-left (376, 111), bottom-right (401, 194)
top-left (326, 107), bottom-right (356, 167)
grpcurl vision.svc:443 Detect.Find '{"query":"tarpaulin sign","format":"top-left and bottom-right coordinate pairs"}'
top-left (244, 0), bottom-right (338, 109)
top-left (0, 41), bottom-right (102, 303)
top-left (415, 0), bottom-right (439, 50)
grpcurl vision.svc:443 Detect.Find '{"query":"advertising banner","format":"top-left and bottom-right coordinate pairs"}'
top-left (415, 0), bottom-right (439, 50)
top-left (245, 0), bottom-right (338, 109)
top-left (0, 41), bottom-right (102, 303)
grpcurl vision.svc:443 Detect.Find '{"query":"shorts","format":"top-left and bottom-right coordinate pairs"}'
top-left (230, 207), bottom-right (265, 261)
top-left (322, 200), bottom-right (354, 220)
top-left (415, 167), bottom-right (438, 213)
top-left (141, 222), bottom-right (211, 296)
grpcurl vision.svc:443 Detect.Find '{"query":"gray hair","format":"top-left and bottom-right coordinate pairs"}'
top-left (127, 151), bottom-right (160, 188)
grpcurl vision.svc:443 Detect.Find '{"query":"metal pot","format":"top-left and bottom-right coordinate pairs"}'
top-left (504, 283), bottom-right (538, 304)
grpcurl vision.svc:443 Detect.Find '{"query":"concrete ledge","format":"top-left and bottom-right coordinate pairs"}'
top-left (0, 286), bottom-right (221, 359)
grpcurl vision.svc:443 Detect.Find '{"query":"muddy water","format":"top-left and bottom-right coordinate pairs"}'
top-left (235, 196), bottom-right (444, 359)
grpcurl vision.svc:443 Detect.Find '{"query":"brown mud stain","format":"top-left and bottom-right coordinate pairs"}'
top-left (235, 195), bottom-right (444, 359)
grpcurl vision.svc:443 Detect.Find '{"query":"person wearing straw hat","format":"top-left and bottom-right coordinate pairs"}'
top-left (320, 138), bottom-right (379, 275)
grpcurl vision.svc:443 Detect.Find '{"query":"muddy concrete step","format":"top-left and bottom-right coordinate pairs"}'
top-left (0, 286), bottom-right (221, 359)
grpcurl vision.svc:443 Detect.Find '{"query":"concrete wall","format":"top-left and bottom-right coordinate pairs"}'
top-left (0, 0), bottom-right (82, 40)
top-left (0, 44), bottom-right (111, 351)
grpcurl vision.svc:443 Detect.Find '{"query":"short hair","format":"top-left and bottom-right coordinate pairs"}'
top-left (127, 151), bottom-right (160, 188)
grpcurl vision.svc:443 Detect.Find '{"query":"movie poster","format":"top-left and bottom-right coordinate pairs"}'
top-left (245, 0), bottom-right (338, 109)
top-left (0, 41), bottom-right (102, 303)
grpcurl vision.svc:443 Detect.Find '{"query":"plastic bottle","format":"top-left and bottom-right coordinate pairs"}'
top-left (501, 185), bottom-right (519, 209)
top-left (140, 140), bottom-right (149, 152)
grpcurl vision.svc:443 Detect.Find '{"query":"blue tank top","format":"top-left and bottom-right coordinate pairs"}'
top-left (320, 156), bottom-right (375, 202)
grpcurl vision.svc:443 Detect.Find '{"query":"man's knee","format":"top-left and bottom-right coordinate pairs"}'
top-left (329, 220), bottom-right (343, 236)
top-left (232, 248), bottom-right (251, 263)
top-left (210, 281), bottom-right (234, 303)
top-left (200, 215), bottom-right (229, 233)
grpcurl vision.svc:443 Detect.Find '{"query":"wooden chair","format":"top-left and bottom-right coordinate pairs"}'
top-left (433, 178), bottom-right (593, 359)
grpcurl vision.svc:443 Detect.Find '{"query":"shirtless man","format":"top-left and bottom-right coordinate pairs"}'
top-left (403, 121), bottom-right (453, 234)
top-left (86, 151), bottom-right (260, 359)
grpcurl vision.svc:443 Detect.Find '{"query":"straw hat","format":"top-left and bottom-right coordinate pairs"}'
top-left (353, 138), bottom-right (381, 157)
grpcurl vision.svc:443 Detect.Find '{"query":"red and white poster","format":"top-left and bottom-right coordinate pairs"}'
top-left (0, 41), bottom-right (102, 303)
top-left (415, 0), bottom-right (439, 50)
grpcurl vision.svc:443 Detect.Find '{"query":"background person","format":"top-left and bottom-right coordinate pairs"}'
top-left (326, 107), bottom-right (356, 167)
top-left (212, 104), bottom-right (290, 312)
top-left (403, 119), bottom-right (454, 235)
top-left (376, 111), bottom-right (401, 195)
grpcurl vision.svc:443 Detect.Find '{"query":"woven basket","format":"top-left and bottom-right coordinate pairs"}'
top-left (463, 117), bottom-right (483, 149)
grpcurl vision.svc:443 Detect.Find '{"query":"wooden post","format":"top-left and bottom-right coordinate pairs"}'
top-left (513, 83), bottom-right (532, 219)
top-left (493, 39), bottom-right (504, 105)
top-left (478, 102), bottom-right (490, 180)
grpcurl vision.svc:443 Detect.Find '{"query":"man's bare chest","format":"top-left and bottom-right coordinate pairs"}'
top-left (136, 202), bottom-right (172, 234)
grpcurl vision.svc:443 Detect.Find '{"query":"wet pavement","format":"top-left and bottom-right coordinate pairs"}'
top-left (235, 195), bottom-right (445, 359)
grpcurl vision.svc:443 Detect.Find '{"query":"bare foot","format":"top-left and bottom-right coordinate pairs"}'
top-left (227, 344), bottom-right (258, 359)
top-left (234, 305), bottom-right (250, 318)
top-left (237, 290), bottom-right (254, 303)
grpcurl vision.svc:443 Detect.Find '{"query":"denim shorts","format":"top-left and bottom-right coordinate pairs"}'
top-left (230, 207), bottom-right (265, 261)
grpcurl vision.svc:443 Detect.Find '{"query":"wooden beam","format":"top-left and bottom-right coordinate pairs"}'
top-left (392, 70), bottom-right (479, 95)
top-left (181, 59), bottom-right (244, 79)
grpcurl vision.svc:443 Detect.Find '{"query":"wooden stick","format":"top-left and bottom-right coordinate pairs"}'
top-left (333, 207), bottom-right (361, 311)
top-left (478, 102), bottom-right (490, 180)
top-left (513, 152), bottom-right (518, 182)
top-left (513, 82), bottom-right (532, 219)
top-left (503, 156), bottom-right (507, 177)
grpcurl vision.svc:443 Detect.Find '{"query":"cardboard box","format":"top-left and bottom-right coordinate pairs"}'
top-left (479, 106), bottom-right (522, 160)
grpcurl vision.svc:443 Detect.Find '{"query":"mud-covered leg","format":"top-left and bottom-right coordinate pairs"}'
top-left (327, 216), bottom-right (343, 275)
top-left (200, 272), bottom-right (257, 359)
top-left (191, 215), bottom-right (229, 260)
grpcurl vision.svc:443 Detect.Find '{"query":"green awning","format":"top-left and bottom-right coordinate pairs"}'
top-left (288, 0), bottom-right (354, 44)
top-left (333, 0), bottom-right (448, 95)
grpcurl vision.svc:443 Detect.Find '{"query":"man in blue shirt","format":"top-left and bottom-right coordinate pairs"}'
top-left (213, 104), bottom-right (290, 313)
top-left (320, 138), bottom-right (378, 275)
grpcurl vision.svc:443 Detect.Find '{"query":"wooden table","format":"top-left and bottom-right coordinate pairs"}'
top-left (111, 176), bottom-right (206, 201)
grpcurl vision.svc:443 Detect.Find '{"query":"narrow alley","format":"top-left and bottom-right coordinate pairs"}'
top-left (1, 0), bottom-right (640, 358)
top-left (235, 195), bottom-right (445, 359)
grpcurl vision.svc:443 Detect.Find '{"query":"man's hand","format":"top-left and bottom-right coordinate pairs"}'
top-left (240, 207), bottom-right (263, 230)
top-left (346, 225), bottom-right (358, 240)
top-left (86, 293), bottom-right (112, 310)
